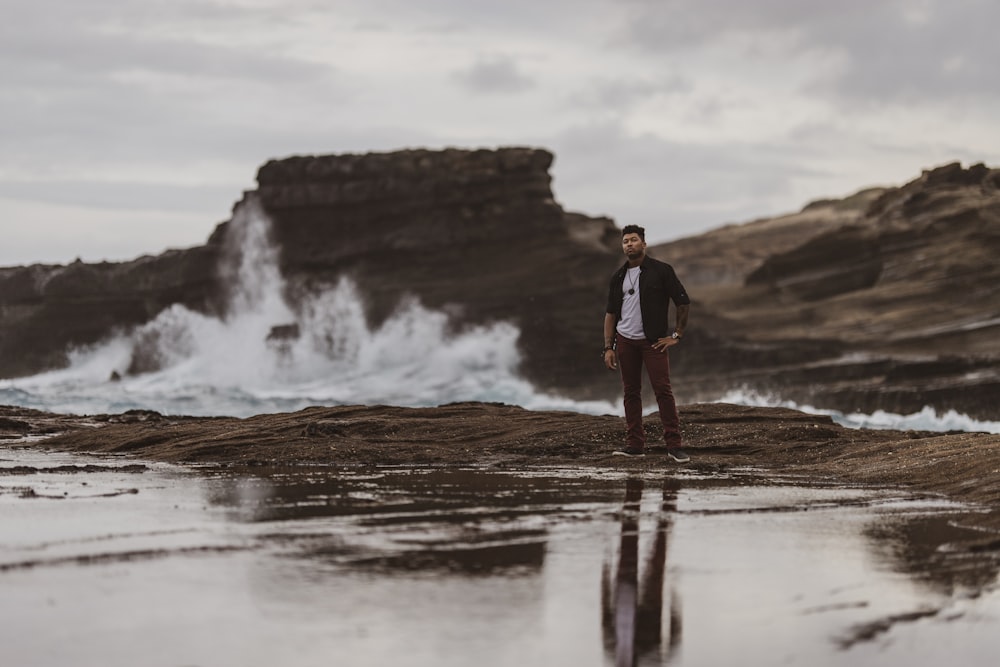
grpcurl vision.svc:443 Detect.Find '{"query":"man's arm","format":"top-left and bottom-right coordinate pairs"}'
top-left (603, 313), bottom-right (618, 370)
top-left (652, 302), bottom-right (690, 352)
top-left (674, 303), bottom-right (689, 336)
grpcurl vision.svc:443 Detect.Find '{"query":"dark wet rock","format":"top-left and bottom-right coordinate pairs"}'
top-left (0, 248), bottom-right (225, 378)
top-left (6, 402), bottom-right (1000, 520)
top-left (266, 323), bottom-right (300, 342)
top-left (95, 410), bottom-right (167, 424)
top-left (0, 417), bottom-right (31, 433)
top-left (0, 406), bottom-right (86, 436)
top-left (0, 464), bottom-right (148, 475)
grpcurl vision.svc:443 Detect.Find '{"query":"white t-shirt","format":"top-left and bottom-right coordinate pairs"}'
top-left (616, 266), bottom-right (645, 340)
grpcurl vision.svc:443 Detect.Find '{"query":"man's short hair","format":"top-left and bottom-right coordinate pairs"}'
top-left (621, 224), bottom-right (646, 240)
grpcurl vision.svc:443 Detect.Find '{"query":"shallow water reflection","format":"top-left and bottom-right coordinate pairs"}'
top-left (2, 450), bottom-right (1000, 667)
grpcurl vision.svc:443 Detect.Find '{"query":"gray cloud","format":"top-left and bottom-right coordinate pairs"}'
top-left (339, 0), bottom-right (610, 33)
top-left (2, 0), bottom-right (998, 267)
top-left (617, 0), bottom-right (1000, 102)
top-left (0, 1), bottom-right (347, 180)
top-left (1, 0), bottom-right (320, 74)
top-left (0, 180), bottom-right (236, 214)
top-left (567, 74), bottom-right (694, 112)
top-left (815, 5), bottom-right (1000, 102)
top-left (452, 57), bottom-right (537, 94)
top-left (0, 25), bottom-right (331, 85)
top-left (548, 120), bottom-right (825, 241)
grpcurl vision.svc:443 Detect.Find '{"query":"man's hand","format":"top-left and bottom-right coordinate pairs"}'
top-left (604, 349), bottom-right (618, 370)
top-left (652, 336), bottom-right (680, 352)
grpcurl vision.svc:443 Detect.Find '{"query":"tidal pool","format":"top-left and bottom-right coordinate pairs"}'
top-left (1, 446), bottom-right (999, 666)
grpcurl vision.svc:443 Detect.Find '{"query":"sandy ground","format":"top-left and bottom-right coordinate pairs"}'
top-left (4, 401), bottom-right (1000, 548)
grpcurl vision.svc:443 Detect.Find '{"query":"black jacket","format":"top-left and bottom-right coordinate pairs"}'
top-left (606, 256), bottom-right (690, 342)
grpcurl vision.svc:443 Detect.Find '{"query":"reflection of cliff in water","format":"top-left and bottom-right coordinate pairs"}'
top-left (864, 514), bottom-right (1000, 595)
top-left (203, 468), bottom-right (627, 575)
top-left (204, 466), bottom-right (1000, 603)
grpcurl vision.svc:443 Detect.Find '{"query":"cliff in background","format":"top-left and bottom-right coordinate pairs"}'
top-left (253, 148), bottom-right (621, 395)
top-left (1, 150), bottom-right (998, 419)
top-left (0, 246), bottom-right (225, 378)
top-left (0, 148), bottom-right (621, 397)
top-left (654, 162), bottom-right (1000, 419)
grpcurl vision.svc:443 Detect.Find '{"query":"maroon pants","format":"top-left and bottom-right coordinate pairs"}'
top-left (616, 335), bottom-right (682, 450)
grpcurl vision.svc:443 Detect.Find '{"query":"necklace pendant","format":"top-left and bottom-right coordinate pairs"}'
top-left (628, 289), bottom-right (634, 295)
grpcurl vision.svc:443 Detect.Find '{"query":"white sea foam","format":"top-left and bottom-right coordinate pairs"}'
top-left (716, 388), bottom-right (1000, 434)
top-left (0, 199), bottom-right (617, 418)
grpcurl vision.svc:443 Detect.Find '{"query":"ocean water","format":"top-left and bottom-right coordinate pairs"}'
top-left (2, 199), bottom-right (997, 435)
top-left (716, 389), bottom-right (1000, 435)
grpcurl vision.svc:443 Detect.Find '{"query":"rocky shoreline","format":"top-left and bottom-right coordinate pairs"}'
top-left (4, 402), bottom-right (1000, 548)
top-left (4, 150), bottom-right (997, 420)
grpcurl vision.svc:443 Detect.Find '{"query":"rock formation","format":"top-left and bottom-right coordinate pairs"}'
top-left (249, 147), bottom-right (621, 395)
top-left (0, 148), bottom-right (621, 396)
top-left (0, 247), bottom-right (225, 378)
top-left (653, 162), bottom-right (1000, 419)
top-left (1, 150), bottom-right (998, 420)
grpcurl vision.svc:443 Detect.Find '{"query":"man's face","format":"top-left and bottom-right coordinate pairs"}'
top-left (622, 233), bottom-right (646, 260)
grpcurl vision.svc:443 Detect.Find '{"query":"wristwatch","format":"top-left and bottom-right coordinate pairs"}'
top-left (670, 331), bottom-right (681, 339)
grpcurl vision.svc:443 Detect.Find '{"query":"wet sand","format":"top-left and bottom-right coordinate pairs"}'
top-left (4, 401), bottom-right (1000, 542)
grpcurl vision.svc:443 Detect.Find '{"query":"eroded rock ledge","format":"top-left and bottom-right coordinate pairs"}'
top-left (658, 161), bottom-right (1000, 419)
top-left (4, 403), bottom-right (1000, 515)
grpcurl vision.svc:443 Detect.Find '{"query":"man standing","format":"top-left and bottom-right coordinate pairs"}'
top-left (603, 225), bottom-right (691, 461)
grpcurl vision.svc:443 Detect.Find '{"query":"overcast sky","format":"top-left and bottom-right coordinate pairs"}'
top-left (3, 0), bottom-right (999, 266)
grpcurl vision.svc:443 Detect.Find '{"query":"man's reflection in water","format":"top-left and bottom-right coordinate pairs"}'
top-left (602, 477), bottom-right (682, 666)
